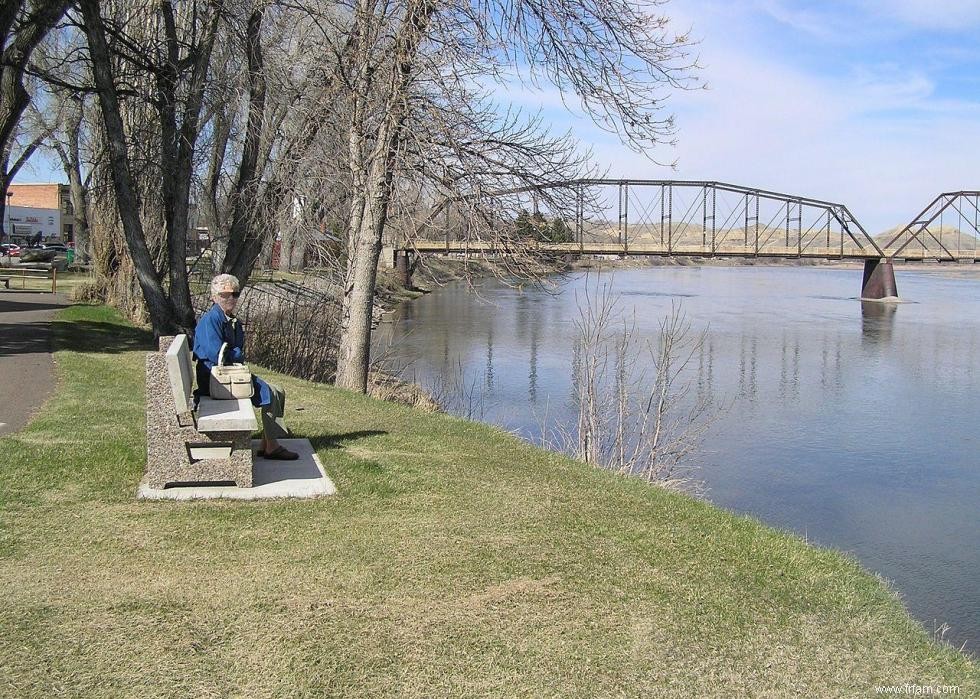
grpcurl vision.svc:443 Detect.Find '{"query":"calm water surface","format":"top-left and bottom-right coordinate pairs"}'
top-left (374, 265), bottom-right (980, 649)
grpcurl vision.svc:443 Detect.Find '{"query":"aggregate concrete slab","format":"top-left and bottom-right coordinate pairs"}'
top-left (137, 438), bottom-right (337, 501)
top-left (197, 395), bottom-right (258, 432)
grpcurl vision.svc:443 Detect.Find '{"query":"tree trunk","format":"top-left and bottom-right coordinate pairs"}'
top-left (80, 0), bottom-right (177, 335)
top-left (203, 109), bottom-right (230, 273)
top-left (334, 191), bottom-right (384, 391)
top-left (278, 221), bottom-right (294, 272)
top-left (61, 98), bottom-right (91, 264)
top-left (333, 18), bottom-right (372, 392)
top-left (279, 214), bottom-right (307, 272)
top-left (334, 0), bottom-right (436, 392)
top-left (256, 233), bottom-right (274, 271)
top-left (155, 1), bottom-right (220, 331)
top-left (67, 163), bottom-right (89, 263)
top-left (334, 96), bottom-right (408, 391)
top-left (222, 9), bottom-right (267, 286)
top-left (288, 235), bottom-right (307, 272)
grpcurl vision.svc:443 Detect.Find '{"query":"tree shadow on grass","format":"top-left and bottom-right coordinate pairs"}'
top-left (308, 431), bottom-right (399, 497)
top-left (308, 430), bottom-right (388, 452)
top-left (52, 319), bottom-right (155, 354)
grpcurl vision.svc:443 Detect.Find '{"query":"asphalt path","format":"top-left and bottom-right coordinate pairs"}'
top-left (0, 291), bottom-right (68, 436)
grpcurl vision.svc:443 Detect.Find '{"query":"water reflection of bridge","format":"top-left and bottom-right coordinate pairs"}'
top-left (397, 180), bottom-right (980, 300)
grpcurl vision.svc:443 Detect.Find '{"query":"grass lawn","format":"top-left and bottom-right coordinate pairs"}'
top-left (0, 304), bottom-right (977, 697)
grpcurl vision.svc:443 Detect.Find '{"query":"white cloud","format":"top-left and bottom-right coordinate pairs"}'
top-left (847, 65), bottom-right (935, 112)
top-left (760, 0), bottom-right (980, 35)
top-left (469, 0), bottom-right (979, 233)
top-left (756, 0), bottom-right (850, 42)
top-left (587, 0), bottom-right (980, 232)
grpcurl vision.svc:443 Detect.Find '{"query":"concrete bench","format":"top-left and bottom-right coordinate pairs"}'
top-left (145, 334), bottom-right (256, 489)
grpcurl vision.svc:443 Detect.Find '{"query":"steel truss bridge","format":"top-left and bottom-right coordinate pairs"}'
top-left (398, 180), bottom-right (980, 300)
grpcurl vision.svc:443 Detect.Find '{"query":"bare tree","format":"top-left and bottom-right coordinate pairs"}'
top-left (53, 0), bottom-right (351, 332)
top-left (199, 4), bottom-right (350, 279)
top-left (77, 0), bottom-right (221, 332)
top-left (557, 274), bottom-right (712, 489)
top-left (328, 0), bottom-right (698, 392)
top-left (75, 1), bottom-right (309, 333)
top-left (47, 93), bottom-right (92, 262)
top-left (0, 0), bottom-right (72, 240)
top-left (27, 25), bottom-right (97, 264)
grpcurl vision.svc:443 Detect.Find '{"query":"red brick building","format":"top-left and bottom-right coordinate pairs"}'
top-left (6, 183), bottom-right (74, 241)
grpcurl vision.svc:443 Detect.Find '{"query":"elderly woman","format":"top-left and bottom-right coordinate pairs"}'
top-left (193, 273), bottom-right (298, 460)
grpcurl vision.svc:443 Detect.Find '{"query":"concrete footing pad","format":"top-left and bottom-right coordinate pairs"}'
top-left (137, 438), bottom-right (337, 501)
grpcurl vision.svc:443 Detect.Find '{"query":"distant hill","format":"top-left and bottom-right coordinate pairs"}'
top-left (874, 225), bottom-right (980, 258)
top-left (575, 219), bottom-right (980, 259)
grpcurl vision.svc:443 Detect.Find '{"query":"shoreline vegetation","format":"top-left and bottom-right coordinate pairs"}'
top-left (387, 254), bottom-right (980, 305)
top-left (0, 303), bottom-right (975, 696)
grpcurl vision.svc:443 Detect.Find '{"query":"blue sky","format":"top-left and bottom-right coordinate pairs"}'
top-left (511, 0), bottom-right (980, 233)
top-left (19, 0), bottom-right (979, 235)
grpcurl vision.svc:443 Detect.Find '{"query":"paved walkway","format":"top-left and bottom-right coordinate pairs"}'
top-left (0, 291), bottom-right (68, 436)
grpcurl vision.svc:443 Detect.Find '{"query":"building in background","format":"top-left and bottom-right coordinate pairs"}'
top-left (5, 183), bottom-right (74, 243)
top-left (5, 205), bottom-right (60, 244)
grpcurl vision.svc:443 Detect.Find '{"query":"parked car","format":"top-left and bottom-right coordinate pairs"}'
top-left (1, 243), bottom-right (20, 257)
top-left (39, 243), bottom-right (69, 252)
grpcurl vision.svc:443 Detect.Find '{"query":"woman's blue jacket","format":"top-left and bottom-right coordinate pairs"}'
top-left (192, 303), bottom-right (271, 407)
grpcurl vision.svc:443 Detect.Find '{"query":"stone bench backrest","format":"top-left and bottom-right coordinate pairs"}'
top-left (165, 334), bottom-right (195, 416)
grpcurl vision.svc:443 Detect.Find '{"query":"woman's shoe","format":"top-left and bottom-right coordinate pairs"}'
top-left (257, 445), bottom-right (299, 460)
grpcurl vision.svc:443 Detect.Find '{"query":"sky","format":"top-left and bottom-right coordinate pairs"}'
top-left (521, 0), bottom-right (980, 234)
top-left (18, 0), bottom-right (979, 235)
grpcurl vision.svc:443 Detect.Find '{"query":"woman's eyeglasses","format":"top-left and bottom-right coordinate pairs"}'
top-left (217, 291), bottom-right (241, 299)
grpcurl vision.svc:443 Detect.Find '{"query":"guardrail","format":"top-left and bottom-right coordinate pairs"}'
top-left (0, 265), bottom-right (58, 293)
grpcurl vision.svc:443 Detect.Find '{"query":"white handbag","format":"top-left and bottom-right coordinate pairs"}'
top-left (209, 342), bottom-right (254, 400)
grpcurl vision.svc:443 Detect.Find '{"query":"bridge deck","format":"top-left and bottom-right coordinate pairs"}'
top-left (411, 241), bottom-right (970, 262)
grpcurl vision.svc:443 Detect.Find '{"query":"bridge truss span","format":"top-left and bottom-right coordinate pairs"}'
top-left (881, 191), bottom-right (980, 262)
top-left (410, 179), bottom-right (885, 261)
top-left (567, 179), bottom-right (887, 260)
top-left (400, 179), bottom-right (915, 299)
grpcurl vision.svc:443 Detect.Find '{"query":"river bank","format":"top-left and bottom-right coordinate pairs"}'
top-left (0, 303), bottom-right (975, 696)
top-left (373, 264), bottom-right (980, 650)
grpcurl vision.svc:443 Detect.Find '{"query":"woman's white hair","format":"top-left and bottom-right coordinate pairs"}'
top-left (210, 273), bottom-right (240, 297)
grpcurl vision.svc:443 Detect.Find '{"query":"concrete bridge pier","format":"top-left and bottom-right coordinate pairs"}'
top-left (861, 258), bottom-right (899, 301)
top-left (394, 249), bottom-right (414, 288)
top-left (380, 245), bottom-right (415, 287)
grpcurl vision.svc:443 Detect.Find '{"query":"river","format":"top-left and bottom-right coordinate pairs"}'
top-left (373, 263), bottom-right (980, 651)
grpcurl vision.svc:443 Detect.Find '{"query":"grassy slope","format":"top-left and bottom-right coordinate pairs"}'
top-left (0, 305), bottom-right (976, 698)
